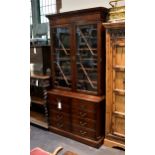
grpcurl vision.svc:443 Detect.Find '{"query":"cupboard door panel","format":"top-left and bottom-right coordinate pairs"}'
top-left (114, 45), bottom-right (125, 67)
top-left (104, 22), bottom-right (125, 148)
top-left (76, 24), bottom-right (98, 94)
top-left (52, 27), bottom-right (72, 89)
top-left (114, 94), bottom-right (125, 113)
top-left (112, 115), bottom-right (125, 138)
top-left (114, 71), bottom-right (125, 90)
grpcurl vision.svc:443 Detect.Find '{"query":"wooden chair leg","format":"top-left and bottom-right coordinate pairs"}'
top-left (50, 146), bottom-right (63, 155)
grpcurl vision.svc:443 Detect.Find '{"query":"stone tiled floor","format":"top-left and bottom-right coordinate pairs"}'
top-left (30, 125), bottom-right (125, 155)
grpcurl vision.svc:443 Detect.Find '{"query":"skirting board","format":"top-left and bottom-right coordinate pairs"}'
top-left (49, 126), bottom-right (104, 148)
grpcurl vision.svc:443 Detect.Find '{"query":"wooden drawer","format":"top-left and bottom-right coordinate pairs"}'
top-left (72, 116), bottom-right (96, 130)
top-left (49, 110), bottom-right (70, 123)
top-left (48, 94), bottom-right (70, 113)
top-left (72, 108), bottom-right (96, 120)
top-left (49, 94), bottom-right (69, 102)
top-left (72, 99), bottom-right (96, 112)
top-left (48, 94), bottom-right (70, 104)
top-left (50, 120), bottom-right (71, 132)
top-left (72, 124), bottom-right (96, 140)
top-left (49, 102), bottom-right (70, 113)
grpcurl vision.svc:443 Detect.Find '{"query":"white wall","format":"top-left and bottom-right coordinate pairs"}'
top-left (60, 0), bottom-right (110, 12)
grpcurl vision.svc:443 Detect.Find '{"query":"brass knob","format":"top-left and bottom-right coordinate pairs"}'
top-left (80, 130), bottom-right (87, 135)
top-left (79, 121), bottom-right (87, 126)
top-left (79, 112), bottom-right (87, 117)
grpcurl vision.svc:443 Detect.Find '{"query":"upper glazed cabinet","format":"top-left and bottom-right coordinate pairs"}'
top-left (47, 7), bottom-right (108, 95)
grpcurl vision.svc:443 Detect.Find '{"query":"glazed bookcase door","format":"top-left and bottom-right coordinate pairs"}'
top-left (76, 24), bottom-right (98, 94)
top-left (111, 39), bottom-right (125, 138)
top-left (52, 27), bottom-right (72, 89)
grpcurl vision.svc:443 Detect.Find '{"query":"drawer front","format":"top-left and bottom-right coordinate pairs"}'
top-left (50, 120), bottom-right (71, 132)
top-left (48, 94), bottom-right (70, 113)
top-left (49, 94), bottom-right (70, 103)
top-left (72, 108), bottom-right (96, 120)
top-left (49, 110), bottom-right (70, 123)
top-left (72, 116), bottom-right (96, 130)
top-left (49, 109), bottom-right (71, 132)
top-left (72, 125), bottom-right (96, 140)
top-left (72, 99), bottom-right (96, 112)
top-left (49, 102), bottom-right (70, 113)
top-left (30, 47), bottom-right (43, 63)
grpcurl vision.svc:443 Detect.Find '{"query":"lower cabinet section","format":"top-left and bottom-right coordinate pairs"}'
top-left (47, 89), bottom-right (105, 148)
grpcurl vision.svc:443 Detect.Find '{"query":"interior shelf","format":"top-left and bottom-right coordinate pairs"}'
top-left (77, 48), bottom-right (97, 51)
top-left (113, 89), bottom-right (125, 95)
top-left (55, 58), bottom-right (71, 61)
top-left (55, 48), bottom-right (70, 51)
top-left (78, 79), bottom-right (97, 85)
top-left (113, 65), bottom-right (125, 71)
top-left (30, 74), bottom-right (50, 80)
top-left (78, 67), bottom-right (97, 71)
top-left (55, 76), bottom-right (71, 80)
top-left (31, 96), bottom-right (46, 105)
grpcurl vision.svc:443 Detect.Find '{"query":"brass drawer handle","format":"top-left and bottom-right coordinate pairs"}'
top-left (56, 122), bottom-right (63, 128)
top-left (79, 121), bottom-right (87, 126)
top-left (56, 114), bottom-right (63, 120)
top-left (79, 112), bottom-right (87, 117)
top-left (80, 130), bottom-right (87, 135)
top-left (80, 105), bottom-right (86, 110)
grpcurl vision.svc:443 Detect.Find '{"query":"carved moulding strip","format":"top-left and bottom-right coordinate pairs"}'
top-left (108, 28), bottom-right (125, 39)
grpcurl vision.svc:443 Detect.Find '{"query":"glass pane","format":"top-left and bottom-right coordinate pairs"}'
top-left (39, 0), bottom-right (56, 23)
top-left (52, 27), bottom-right (71, 89)
top-left (76, 24), bottom-right (98, 93)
